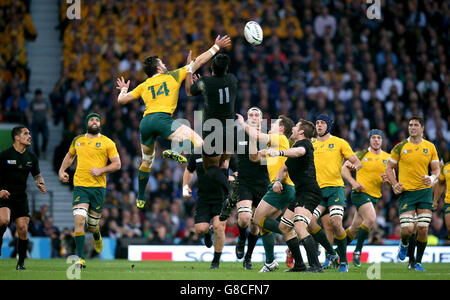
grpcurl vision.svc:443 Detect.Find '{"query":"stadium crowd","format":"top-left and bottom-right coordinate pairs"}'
top-left (0, 0), bottom-right (449, 257)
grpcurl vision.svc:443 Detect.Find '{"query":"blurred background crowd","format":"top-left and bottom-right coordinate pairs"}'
top-left (0, 0), bottom-right (449, 257)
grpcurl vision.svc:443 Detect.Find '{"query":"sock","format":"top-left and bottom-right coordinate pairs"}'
top-left (260, 217), bottom-right (282, 234)
top-left (415, 238), bottom-right (427, 264)
top-left (245, 233), bottom-right (259, 260)
top-left (345, 228), bottom-right (355, 245)
top-left (311, 226), bottom-right (336, 256)
top-left (407, 233), bottom-right (417, 262)
top-left (301, 235), bottom-right (320, 268)
top-left (286, 237), bottom-right (305, 268)
top-left (238, 224), bottom-right (247, 241)
top-left (334, 232), bottom-right (348, 263)
top-left (74, 232), bottom-right (86, 259)
top-left (93, 227), bottom-right (101, 241)
top-left (261, 232), bottom-right (274, 263)
top-left (401, 236), bottom-right (409, 246)
top-left (212, 251), bottom-right (222, 264)
top-left (0, 225), bottom-right (6, 238)
top-left (354, 224), bottom-right (370, 252)
top-left (17, 238), bottom-right (28, 265)
top-left (138, 166), bottom-right (151, 201)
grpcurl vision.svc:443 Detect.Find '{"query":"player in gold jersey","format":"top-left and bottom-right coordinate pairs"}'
top-left (116, 35), bottom-right (231, 209)
top-left (434, 160), bottom-right (450, 244)
top-left (341, 129), bottom-right (390, 267)
top-left (386, 117), bottom-right (440, 271)
top-left (310, 114), bottom-right (362, 272)
top-left (58, 113), bottom-right (121, 268)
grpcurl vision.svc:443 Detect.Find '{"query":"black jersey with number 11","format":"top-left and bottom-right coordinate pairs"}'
top-left (190, 74), bottom-right (238, 121)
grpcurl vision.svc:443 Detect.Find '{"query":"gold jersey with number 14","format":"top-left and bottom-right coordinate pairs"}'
top-left (130, 66), bottom-right (187, 117)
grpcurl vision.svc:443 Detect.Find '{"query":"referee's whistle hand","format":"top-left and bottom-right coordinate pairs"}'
top-left (0, 190), bottom-right (10, 199)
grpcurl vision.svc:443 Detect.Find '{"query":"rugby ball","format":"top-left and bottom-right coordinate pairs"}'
top-left (244, 21), bottom-right (263, 46)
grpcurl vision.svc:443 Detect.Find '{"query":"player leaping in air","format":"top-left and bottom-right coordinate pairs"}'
top-left (116, 35), bottom-right (231, 209)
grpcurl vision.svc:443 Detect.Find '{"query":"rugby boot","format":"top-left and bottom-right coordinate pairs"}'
top-left (259, 260), bottom-right (279, 273)
top-left (397, 242), bottom-right (408, 261)
top-left (413, 263), bottom-right (425, 272)
top-left (352, 251), bottom-right (361, 268)
top-left (285, 248), bottom-right (294, 269)
top-left (162, 150), bottom-right (187, 164)
top-left (243, 258), bottom-right (253, 270)
top-left (338, 262), bottom-right (349, 272)
top-left (75, 258), bottom-right (86, 269)
top-left (94, 232), bottom-right (103, 254)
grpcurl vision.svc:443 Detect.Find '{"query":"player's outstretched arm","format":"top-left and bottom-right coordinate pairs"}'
top-left (117, 77), bottom-right (136, 105)
top-left (59, 152), bottom-right (76, 184)
top-left (191, 35), bottom-right (231, 73)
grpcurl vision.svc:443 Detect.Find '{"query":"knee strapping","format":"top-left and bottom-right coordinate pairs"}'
top-left (329, 206), bottom-right (344, 218)
top-left (73, 207), bottom-right (88, 218)
top-left (280, 216), bottom-right (294, 228)
top-left (399, 214), bottom-right (416, 228)
top-left (417, 213), bottom-right (432, 227)
top-left (142, 149), bottom-right (155, 168)
top-left (313, 207), bottom-right (322, 219)
top-left (237, 206), bottom-right (252, 214)
top-left (87, 213), bottom-right (101, 229)
top-left (294, 214), bottom-right (310, 226)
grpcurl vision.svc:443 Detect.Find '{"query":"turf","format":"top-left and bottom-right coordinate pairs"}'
top-left (0, 259), bottom-right (449, 280)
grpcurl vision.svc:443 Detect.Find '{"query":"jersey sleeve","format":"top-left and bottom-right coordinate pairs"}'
top-left (165, 66), bottom-right (187, 85)
top-left (355, 150), bottom-right (368, 161)
top-left (31, 153), bottom-right (40, 177)
top-left (69, 135), bottom-right (82, 155)
top-left (129, 82), bottom-right (144, 99)
top-left (389, 140), bottom-right (406, 163)
top-left (340, 139), bottom-right (355, 159)
top-left (187, 155), bottom-right (197, 173)
top-left (439, 164), bottom-right (447, 181)
top-left (431, 144), bottom-right (439, 162)
top-left (107, 140), bottom-right (120, 159)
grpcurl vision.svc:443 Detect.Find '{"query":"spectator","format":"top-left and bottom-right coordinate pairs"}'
top-left (29, 89), bottom-right (50, 159)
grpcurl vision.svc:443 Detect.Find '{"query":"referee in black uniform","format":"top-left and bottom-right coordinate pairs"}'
top-left (0, 126), bottom-right (47, 270)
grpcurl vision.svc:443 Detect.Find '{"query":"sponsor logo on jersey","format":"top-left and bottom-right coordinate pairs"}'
top-left (7, 160), bottom-right (16, 164)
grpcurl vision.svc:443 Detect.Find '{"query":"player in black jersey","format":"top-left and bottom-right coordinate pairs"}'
top-left (0, 126), bottom-right (47, 270)
top-left (269, 120), bottom-right (323, 272)
top-left (182, 153), bottom-right (238, 269)
top-left (230, 107), bottom-right (270, 270)
top-left (186, 53), bottom-right (238, 211)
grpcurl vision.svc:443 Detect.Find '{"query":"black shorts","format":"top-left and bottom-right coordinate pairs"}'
top-left (287, 189), bottom-right (322, 215)
top-left (0, 197), bottom-right (30, 220)
top-left (202, 123), bottom-right (236, 157)
top-left (194, 198), bottom-right (223, 224)
top-left (238, 181), bottom-right (268, 207)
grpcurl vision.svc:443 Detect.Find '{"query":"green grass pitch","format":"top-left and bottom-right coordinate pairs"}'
top-left (0, 259), bottom-right (449, 280)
